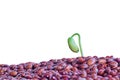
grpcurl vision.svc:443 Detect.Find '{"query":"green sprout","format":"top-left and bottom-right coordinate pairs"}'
top-left (68, 33), bottom-right (83, 57)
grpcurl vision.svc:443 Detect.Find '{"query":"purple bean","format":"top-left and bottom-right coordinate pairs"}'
top-left (87, 58), bottom-right (96, 66)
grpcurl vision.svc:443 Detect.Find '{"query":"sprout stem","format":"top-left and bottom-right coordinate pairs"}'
top-left (71, 33), bottom-right (83, 57)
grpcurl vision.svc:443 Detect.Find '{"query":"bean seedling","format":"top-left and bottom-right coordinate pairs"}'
top-left (68, 33), bottom-right (83, 57)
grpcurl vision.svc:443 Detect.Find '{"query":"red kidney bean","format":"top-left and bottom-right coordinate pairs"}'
top-left (98, 69), bottom-right (105, 76)
top-left (87, 58), bottom-right (96, 66)
top-left (9, 70), bottom-right (17, 77)
top-left (98, 59), bottom-right (106, 64)
top-left (109, 61), bottom-right (118, 69)
top-left (78, 57), bottom-right (85, 63)
top-left (80, 70), bottom-right (87, 78)
top-left (79, 63), bottom-right (88, 69)
top-left (25, 62), bottom-right (33, 70)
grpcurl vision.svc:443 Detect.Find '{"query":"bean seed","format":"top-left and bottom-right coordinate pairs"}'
top-left (87, 58), bottom-right (96, 66)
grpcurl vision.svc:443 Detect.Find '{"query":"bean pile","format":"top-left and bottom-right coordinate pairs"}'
top-left (0, 56), bottom-right (120, 80)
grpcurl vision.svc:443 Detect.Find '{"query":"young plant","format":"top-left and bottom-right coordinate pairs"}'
top-left (68, 33), bottom-right (83, 57)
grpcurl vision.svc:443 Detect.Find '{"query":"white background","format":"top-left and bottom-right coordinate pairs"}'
top-left (0, 0), bottom-right (120, 65)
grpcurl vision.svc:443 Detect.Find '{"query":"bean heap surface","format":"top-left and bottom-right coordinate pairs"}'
top-left (0, 56), bottom-right (120, 80)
